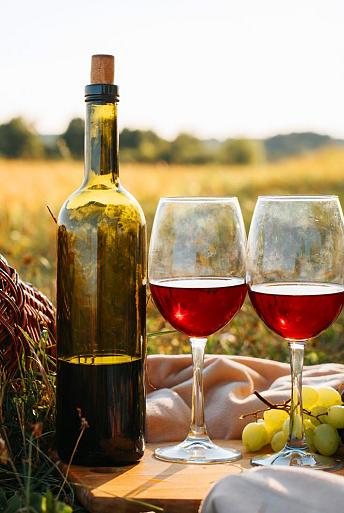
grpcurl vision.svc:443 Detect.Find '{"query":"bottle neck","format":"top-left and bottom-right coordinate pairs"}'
top-left (84, 101), bottom-right (119, 184)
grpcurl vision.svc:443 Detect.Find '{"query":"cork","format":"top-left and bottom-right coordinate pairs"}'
top-left (90, 55), bottom-right (114, 84)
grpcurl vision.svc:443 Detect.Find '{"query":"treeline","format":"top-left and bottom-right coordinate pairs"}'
top-left (0, 117), bottom-right (340, 164)
top-left (0, 117), bottom-right (264, 165)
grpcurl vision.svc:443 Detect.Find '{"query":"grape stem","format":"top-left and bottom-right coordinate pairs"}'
top-left (239, 390), bottom-right (328, 422)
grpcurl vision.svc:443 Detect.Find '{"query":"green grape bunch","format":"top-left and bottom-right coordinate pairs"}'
top-left (242, 386), bottom-right (344, 458)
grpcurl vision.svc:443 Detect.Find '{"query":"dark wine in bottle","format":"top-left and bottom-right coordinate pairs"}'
top-left (56, 55), bottom-right (146, 466)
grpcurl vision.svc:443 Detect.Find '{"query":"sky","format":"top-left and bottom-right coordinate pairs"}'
top-left (1, 0), bottom-right (344, 139)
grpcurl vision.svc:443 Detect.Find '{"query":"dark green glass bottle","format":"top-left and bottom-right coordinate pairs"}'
top-left (56, 55), bottom-right (146, 466)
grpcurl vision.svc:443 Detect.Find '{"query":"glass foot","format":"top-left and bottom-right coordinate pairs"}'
top-left (154, 436), bottom-right (242, 464)
top-left (251, 445), bottom-right (343, 471)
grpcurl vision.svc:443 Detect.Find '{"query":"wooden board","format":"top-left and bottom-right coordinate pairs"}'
top-left (64, 440), bottom-right (344, 513)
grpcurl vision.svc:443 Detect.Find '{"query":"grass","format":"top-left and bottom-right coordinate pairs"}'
top-left (0, 332), bottom-right (77, 512)
top-left (1, 147), bottom-right (344, 364)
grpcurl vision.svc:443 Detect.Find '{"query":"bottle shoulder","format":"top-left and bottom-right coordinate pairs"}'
top-left (58, 182), bottom-right (146, 228)
top-left (118, 184), bottom-right (146, 223)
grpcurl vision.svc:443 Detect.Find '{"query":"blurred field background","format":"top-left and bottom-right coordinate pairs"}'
top-left (2, 148), bottom-right (344, 364)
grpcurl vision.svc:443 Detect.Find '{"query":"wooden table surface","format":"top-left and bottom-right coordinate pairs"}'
top-left (65, 440), bottom-right (344, 513)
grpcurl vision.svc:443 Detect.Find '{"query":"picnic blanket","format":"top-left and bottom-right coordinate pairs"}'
top-left (200, 465), bottom-right (344, 513)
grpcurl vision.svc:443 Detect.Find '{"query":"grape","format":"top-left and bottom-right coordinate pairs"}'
top-left (263, 409), bottom-right (289, 431)
top-left (271, 430), bottom-right (288, 452)
top-left (304, 428), bottom-right (316, 452)
top-left (242, 422), bottom-right (268, 451)
top-left (302, 386), bottom-right (319, 410)
top-left (327, 405), bottom-right (344, 429)
top-left (303, 418), bottom-right (316, 431)
top-left (313, 424), bottom-right (340, 456)
top-left (316, 387), bottom-right (342, 407)
top-left (304, 412), bottom-right (320, 426)
top-left (310, 405), bottom-right (328, 424)
top-left (257, 419), bottom-right (275, 442)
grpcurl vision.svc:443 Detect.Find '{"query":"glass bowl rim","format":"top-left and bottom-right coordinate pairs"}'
top-left (257, 195), bottom-right (339, 201)
top-left (158, 196), bottom-right (240, 203)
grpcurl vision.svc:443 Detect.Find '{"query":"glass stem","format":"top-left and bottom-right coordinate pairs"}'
top-left (287, 341), bottom-right (307, 450)
top-left (189, 337), bottom-right (209, 440)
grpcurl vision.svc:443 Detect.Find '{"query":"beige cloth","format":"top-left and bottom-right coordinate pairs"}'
top-left (200, 466), bottom-right (344, 513)
top-left (146, 355), bottom-right (344, 442)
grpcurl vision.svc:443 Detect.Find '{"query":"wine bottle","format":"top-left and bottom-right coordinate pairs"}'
top-left (56, 55), bottom-right (146, 466)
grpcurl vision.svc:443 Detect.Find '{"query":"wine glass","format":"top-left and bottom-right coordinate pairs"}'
top-left (247, 195), bottom-right (344, 469)
top-left (149, 197), bottom-right (247, 464)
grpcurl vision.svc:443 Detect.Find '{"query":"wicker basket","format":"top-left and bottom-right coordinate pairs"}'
top-left (0, 255), bottom-right (56, 370)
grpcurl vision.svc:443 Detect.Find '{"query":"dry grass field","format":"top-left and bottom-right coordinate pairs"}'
top-left (1, 148), bottom-right (344, 363)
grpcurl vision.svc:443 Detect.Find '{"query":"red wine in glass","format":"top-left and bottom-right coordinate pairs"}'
top-left (150, 277), bottom-right (247, 337)
top-left (249, 282), bottom-right (344, 341)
